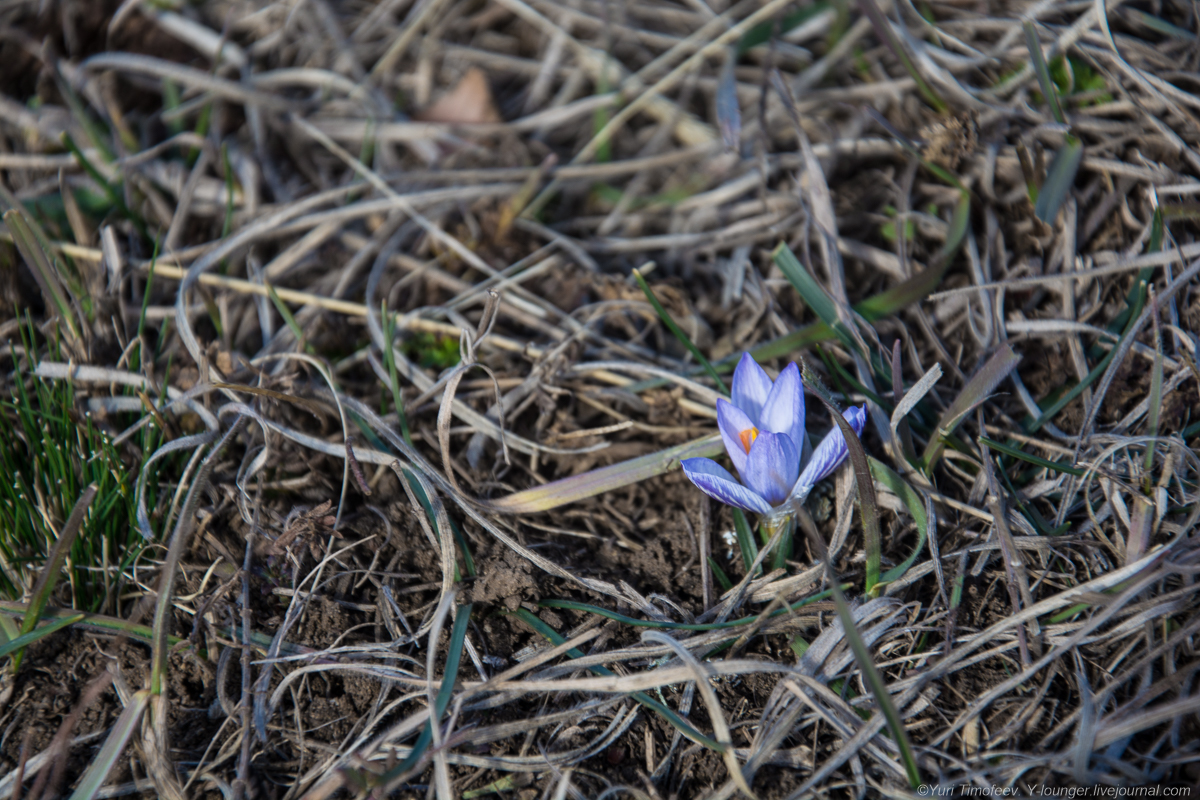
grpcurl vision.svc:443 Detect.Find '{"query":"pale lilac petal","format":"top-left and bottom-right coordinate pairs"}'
top-left (741, 432), bottom-right (799, 507)
top-left (716, 398), bottom-right (755, 476)
top-left (681, 458), bottom-right (772, 514)
top-left (758, 361), bottom-right (805, 451)
top-left (793, 405), bottom-right (867, 491)
top-left (731, 352), bottom-right (772, 424)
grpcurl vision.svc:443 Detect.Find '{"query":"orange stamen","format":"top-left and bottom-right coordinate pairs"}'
top-left (738, 427), bottom-right (759, 454)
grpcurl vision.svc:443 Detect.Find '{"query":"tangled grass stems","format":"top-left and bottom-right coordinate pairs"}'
top-left (1, 0), bottom-right (1200, 797)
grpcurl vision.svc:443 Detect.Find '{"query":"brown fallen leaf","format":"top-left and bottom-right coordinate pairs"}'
top-left (415, 66), bottom-right (501, 124)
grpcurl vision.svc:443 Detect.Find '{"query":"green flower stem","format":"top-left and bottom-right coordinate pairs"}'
top-left (760, 507), bottom-right (797, 571)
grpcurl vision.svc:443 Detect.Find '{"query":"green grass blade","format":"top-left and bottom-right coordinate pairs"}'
top-left (67, 689), bottom-right (151, 800)
top-left (1030, 282), bottom-right (1146, 433)
top-left (1147, 206), bottom-right (1164, 253)
top-left (1123, 8), bottom-right (1198, 39)
top-left (542, 590), bottom-right (836, 631)
top-left (709, 558), bottom-right (734, 592)
top-left (265, 282), bottom-right (309, 352)
top-left (800, 516), bottom-right (921, 786)
top-left (1018, 141), bottom-right (1041, 203)
top-left (1034, 135), bottom-right (1082, 224)
top-left (772, 242), bottom-right (859, 355)
top-left (799, 363), bottom-right (881, 594)
top-left (948, 549), bottom-right (969, 610)
top-left (979, 437), bottom-right (1086, 476)
top-left (463, 775), bottom-right (520, 799)
top-left (1024, 21), bottom-right (1066, 124)
top-left (12, 483), bottom-right (97, 673)
top-left (1144, 292), bottom-right (1163, 482)
top-left (868, 458), bottom-right (928, 585)
top-left (134, 237), bottom-right (162, 370)
top-left (940, 190), bottom-right (972, 264)
top-left (220, 143), bottom-right (236, 243)
top-left (859, 0), bottom-right (946, 112)
top-left (633, 267), bottom-right (728, 394)
top-left (816, 342), bottom-right (853, 403)
top-left (0, 613), bottom-right (85, 660)
top-left (371, 603), bottom-right (473, 788)
top-left (733, 508), bottom-right (759, 575)
top-left (1027, 351), bottom-right (1108, 433)
top-left (751, 231), bottom-right (961, 362)
top-left (437, 605), bottom-right (471, 717)
top-left (993, 456), bottom-right (1071, 536)
top-left (764, 507), bottom-right (796, 571)
top-left (1022, 19), bottom-right (1082, 223)
top-left (61, 132), bottom-right (149, 241)
top-left (829, 581), bottom-right (921, 785)
top-left (381, 301), bottom-right (414, 446)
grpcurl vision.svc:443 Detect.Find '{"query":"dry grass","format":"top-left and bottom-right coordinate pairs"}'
top-left (1, 0), bottom-right (1199, 798)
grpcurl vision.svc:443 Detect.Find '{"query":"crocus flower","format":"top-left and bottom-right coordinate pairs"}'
top-left (681, 353), bottom-right (867, 514)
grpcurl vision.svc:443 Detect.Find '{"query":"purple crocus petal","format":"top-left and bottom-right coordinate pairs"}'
top-left (731, 352), bottom-right (773, 424)
top-left (741, 432), bottom-right (800, 507)
top-left (758, 361), bottom-right (805, 452)
top-left (716, 398), bottom-right (756, 476)
top-left (793, 405), bottom-right (867, 491)
top-left (681, 457), bottom-right (772, 514)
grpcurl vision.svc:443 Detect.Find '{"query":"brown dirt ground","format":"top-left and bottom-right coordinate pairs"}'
top-left (3, 0), bottom-right (1200, 796)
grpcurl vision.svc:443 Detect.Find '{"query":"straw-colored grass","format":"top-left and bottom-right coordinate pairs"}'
top-left (1, 0), bottom-right (1198, 798)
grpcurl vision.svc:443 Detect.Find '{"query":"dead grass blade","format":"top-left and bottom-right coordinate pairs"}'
top-left (5, 0), bottom-right (1200, 794)
top-left (978, 425), bottom-right (1040, 665)
top-left (1076, 256), bottom-right (1200, 457)
top-left (488, 435), bottom-right (724, 513)
top-left (888, 361), bottom-right (942, 473)
top-left (716, 49), bottom-right (742, 153)
top-left (507, 608), bottom-right (725, 752)
top-left (3, 207), bottom-right (83, 345)
top-left (66, 690), bottom-right (151, 800)
top-left (644, 631), bottom-right (756, 799)
top-left (921, 344), bottom-right (1020, 472)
